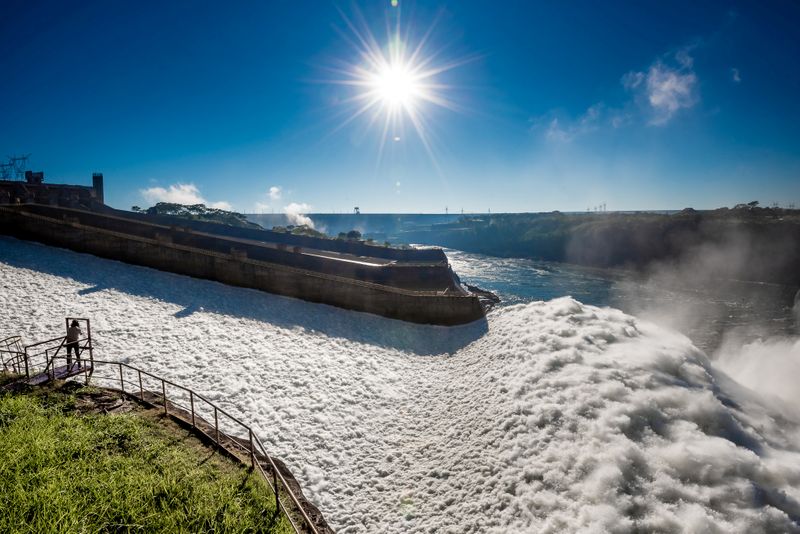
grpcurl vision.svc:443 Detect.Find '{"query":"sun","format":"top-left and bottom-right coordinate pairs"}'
top-left (371, 63), bottom-right (418, 108)
top-left (325, 9), bottom-right (473, 164)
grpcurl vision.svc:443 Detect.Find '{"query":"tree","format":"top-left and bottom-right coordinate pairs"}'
top-left (131, 206), bottom-right (142, 212)
top-left (138, 202), bottom-right (262, 229)
top-left (346, 230), bottom-right (362, 240)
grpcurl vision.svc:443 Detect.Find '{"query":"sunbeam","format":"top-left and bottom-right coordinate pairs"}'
top-left (326, 7), bottom-right (470, 167)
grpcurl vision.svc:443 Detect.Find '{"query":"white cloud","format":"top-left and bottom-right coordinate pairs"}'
top-left (623, 50), bottom-right (698, 126)
top-left (253, 186), bottom-right (284, 212)
top-left (141, 183), bottom-right (204, 205)
top-left (731, 67), bottom-right (741, 83)
top-left (534, 47), bottom-right (698, 139)
top-left (675, 48), bottom-right (694, 69)
top-left (542, 104), bottom-right (603, 143)
top-left (621, 71), bottom-right (644, 90)
top-left (283, 202), bottom-right (315, 228)
top-left (645, 64), bottom-right (698, 124)
top-left (209, 201), bottom-right (232, 211)
top-left (140, 183), bottom-right (232, 211)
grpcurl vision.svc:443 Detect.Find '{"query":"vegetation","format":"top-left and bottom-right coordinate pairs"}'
top-left (271, 224), bottom-right (328, 239)
top-left (401, 205), bottom-right (800, 285)
top-left (0, 381), bottom-right (291, 533)
top-left (132, 202), bottom-right (263, 230)
top-left (336, 230), bottom-right (362, 240)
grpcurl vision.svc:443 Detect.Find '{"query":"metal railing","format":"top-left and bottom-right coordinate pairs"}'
top-left (1, 336), bottom-right (25, 374)
top-left (21, 318), bottom-right (94, 380)
top-left (56, 357), bottom-right (319, 534)
top-left (4, 318), bottom-right (322, 534)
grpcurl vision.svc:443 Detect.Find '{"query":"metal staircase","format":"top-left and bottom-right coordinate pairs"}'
top-left (1, 318), bottom-right (94, 385)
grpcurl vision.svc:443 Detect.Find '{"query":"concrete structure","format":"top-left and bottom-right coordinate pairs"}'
top-left (0, 171), bottom-right (104, 210)
top-left (0, 204), bottom-right (488, 325)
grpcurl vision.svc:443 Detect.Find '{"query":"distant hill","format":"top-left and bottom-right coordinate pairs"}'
top-left (399, 205), bottom-right (800, 286)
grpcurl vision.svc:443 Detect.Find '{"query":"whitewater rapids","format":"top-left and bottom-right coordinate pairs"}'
top-left (1, 236), bottom-right (799, 533)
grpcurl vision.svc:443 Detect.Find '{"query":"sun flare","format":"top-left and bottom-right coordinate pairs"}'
top-left (327, 10), bottom-right (473, 165)
top-left (371, 63), bottom-right (418, 108)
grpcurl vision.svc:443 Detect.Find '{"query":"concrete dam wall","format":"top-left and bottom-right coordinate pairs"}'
top-left (0, 205), bottom-right (486, 326)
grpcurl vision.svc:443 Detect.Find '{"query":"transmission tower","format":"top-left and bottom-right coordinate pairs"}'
top-left (0, 154), bottom-right (31, 180)
top-left (0, 160), bottom-right (12, 181)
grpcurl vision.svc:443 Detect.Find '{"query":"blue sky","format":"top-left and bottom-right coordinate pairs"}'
top-left (1, 0), bottom-right (799, 213)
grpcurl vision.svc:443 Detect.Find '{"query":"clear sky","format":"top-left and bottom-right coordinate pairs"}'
top-left (2, 0), bottom-right (799, 213)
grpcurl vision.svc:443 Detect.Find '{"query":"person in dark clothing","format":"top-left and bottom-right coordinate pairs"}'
top-left (66, 320), bottom-right (82, 368)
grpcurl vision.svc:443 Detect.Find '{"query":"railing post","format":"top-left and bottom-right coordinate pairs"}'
top-left (83, 318), bottom-right (94, 370)
top-left (24, 351), bottom-right (29, 379)
top-left (249, 428), bottom-right (255, 468)
top-left (273, 466), bottom-right (279, 510)
top-left (138, 370), bottom-right (144, 401)
top-left (214, 407), bottom-right (220, 447)
top-left (162, 380), bottom-right (168, 415)
top-left (119, 363), bottom-right (124, 393)
top-left (189, 391), bottom-right (196, 428)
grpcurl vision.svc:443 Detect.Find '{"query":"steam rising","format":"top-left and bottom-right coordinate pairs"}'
top-left (283, 202), bottom-right (315, 229)
top-left (608, 226), bottom-right (800, 417)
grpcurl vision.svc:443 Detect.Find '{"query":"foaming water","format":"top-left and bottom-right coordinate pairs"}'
top-left (2, 237), bottom-right (800, 532)
top-left (446, 248), bottom-right (799, 352)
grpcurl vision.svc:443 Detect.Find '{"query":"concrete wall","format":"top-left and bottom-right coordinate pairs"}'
top-left (99, 206), bottom-right (448, 263)
top-left (0, 207), bottom-right (485, 326)
top-left (14, 204), bottom-right (459, 292)
top-left (0, 179), bottom-right (101, 211)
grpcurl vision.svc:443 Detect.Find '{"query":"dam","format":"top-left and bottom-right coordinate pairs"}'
top-left (0, 173), bottom-right (489, 325)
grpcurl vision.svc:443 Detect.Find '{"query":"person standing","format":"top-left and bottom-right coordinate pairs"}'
top-left (66, 320), bottom-right (82, 369)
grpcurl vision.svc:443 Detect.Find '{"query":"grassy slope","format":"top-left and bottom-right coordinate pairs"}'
top-left (0, 383), bottom-right (292, 534)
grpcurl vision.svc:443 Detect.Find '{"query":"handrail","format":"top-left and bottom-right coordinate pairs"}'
top-left (48, 356), bottom-right (320, 534)
top-left (7, 319), bottom-right (321, 534)
top-left (24, 335), bottom-right (67, 349)
top-left (22, 318), bottom-right (94, 380)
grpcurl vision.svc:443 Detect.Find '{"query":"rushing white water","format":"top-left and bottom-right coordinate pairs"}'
top-left (2, 236), bottom-right (799, 533)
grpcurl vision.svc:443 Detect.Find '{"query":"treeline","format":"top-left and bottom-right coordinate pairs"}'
top-left (401, 206), bottom-right (800, 286)
top-left (131, 203), bottom-right (263, 229)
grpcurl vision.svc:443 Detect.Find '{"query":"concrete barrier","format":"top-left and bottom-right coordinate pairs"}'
top-left (0, 206), bottom-right (485, 326)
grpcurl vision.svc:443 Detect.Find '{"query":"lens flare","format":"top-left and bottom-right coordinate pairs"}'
top-left (325, 9), bottom-right (474, 166)
top-left (372, 63), bottom-right (416, 108)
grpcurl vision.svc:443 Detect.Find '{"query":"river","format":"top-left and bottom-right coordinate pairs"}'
top-left (445, 248), bottom-right (800, 354)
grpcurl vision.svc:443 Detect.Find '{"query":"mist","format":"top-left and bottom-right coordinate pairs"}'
top-left (609, 229), bottom-right (800, 412)
top-left (283, 202), bottom-right (316, 228)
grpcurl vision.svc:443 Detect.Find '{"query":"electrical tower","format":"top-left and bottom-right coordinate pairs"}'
top-left (8, 154), bottom-right (31, 181)
top-left (4, 154), bottom-right (31, 181)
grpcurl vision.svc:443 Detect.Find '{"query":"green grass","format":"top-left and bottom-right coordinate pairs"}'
top-left (0, 385), bottom-right (293, 533)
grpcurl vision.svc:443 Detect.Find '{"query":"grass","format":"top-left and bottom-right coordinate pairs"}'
top-left (0, 381), bottom-right (293, 533)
